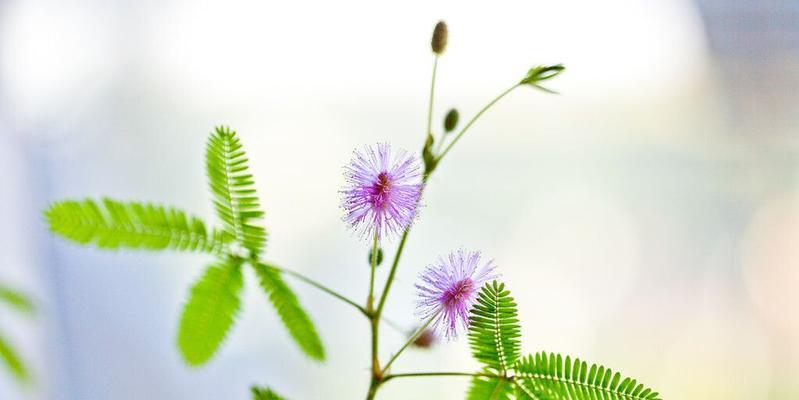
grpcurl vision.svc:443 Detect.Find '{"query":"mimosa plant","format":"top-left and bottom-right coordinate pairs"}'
top-left (45, 21), bottom-right (661, 400)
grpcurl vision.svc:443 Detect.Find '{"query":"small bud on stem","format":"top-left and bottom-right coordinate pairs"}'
top-left (422, 133), bottom-right (437, 175)
top-left (368, 247), bottom-right (383, 267)
top-left (431, 21), bottom-right (448, 54)
top-left (411, 328), bottom-right (436, 349)
top-left (443, 109), bottom-right (459, 133)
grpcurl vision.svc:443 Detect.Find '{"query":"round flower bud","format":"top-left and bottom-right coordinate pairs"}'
top-left (431, 21), bottom-right (448, 54)
top-left (443, 108), bottom-right (459, 133)
top-left (411, 328), bottom-right (436, 349)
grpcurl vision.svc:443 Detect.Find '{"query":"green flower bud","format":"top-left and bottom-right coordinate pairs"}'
top-left (422, 133), bottom-right (437, 175)
top-left (368, 247), bottom-right (383, 267)
top-left (431, 21), bottom-right (448, 54)
top-left (443, 108), bottom-right (459, 133)
top-left (411, 328), bottom-right (436, 349)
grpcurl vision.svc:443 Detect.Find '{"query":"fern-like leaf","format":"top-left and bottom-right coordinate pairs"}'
top-left (513, 352), bottom-right (661, 400)
top-left (251, 385), bottom-right (288, 400)
top-left (467, 374), bottom-right (513, 400)
top-left (177, 259), bottom-right (244, 366)
top-left (253, 263), bottom-right (325, 361)
top-left (45, 198), bottom-right (229, 253)
top-left (206, 126), bottom-right (266, 256)
top-left (468, 280), bottom-right (521, 375)
top-left (0, 285), bottom-right (34, 315)
top-left (0, 331), bottom-right (29, 383)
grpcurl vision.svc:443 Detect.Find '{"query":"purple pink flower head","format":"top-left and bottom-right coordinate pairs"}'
top-left (340, 143), bottom-right (423, 241)
top-left (415, 249), bottom-right (499, 340)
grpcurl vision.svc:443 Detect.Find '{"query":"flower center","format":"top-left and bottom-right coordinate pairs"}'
top-left (440, 278), bottom-right (474, 308)
top-left (371, 172), bottom-right (393, 208)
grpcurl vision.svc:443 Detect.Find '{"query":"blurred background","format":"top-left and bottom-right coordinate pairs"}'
top-left (1, 0), bottom-right (798, 398)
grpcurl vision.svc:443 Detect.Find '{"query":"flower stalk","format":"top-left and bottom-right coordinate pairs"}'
top-left (264, 263), bottom-right (368, 317)
top-left (381, 312), bottom-right (438, 374)
top-left (437, 82), bottom-right (522, 163)
top-left (367, 233), bottom-right (379, 311)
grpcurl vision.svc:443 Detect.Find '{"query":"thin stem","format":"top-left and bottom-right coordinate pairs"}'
top-left (368, 316), bottom-right (380, 398)
top-left (373, 169), bottom-right (430, 322)
top-left (426, 56), bottom-right (439, 136)
top-left (365, 56), bottom-right (441, 400)
top-left (374, 227), bottom-right (411, 321)
top-left (381, 313), bottom-right (437, 374)
top-left (434, 130), bottom-right (447, 155)
top-left (382, 371), bottom-right (500, 383)
top-left (265, 263), bottom-right (368, 317)
top-left (373, 54), bottom-right (441, 328)
top-left (365, 378), bottom-right (380, 400)
top-left (437, 83), bottom-right (521, 163)
top-left (375, 83), bottom-right (523, 323)
top-left (367, 233), bottom-right (379, 311)
top-left (367, 234), bottom-right (382, 399)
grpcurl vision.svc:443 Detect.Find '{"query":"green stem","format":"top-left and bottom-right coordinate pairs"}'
top-left (264, 263), bottom-right (368, 317)
top-left (368, 315), bottom-right (381, 399)
top-left (382, 371), bottom-right (500, 383)
top-left (434, 130), bottom-right (447, 155)
top-left (373, 169), bottom-right (430, 322)
top-left (366, 232), bottom-right (382, 398)
top-left (427, 56), bottom-right (439, 136)
top-left (381, 313), bottom-right (437, 374)
top-left (365, 378), bottom-right (380, 400)
top-left (365, 55), bottom-right (442, 400)
top-left (367, 233), bottom-right (379, 311)
top-left (437, 83), bottom-right (521, 163)
top-left (374, 227), bottom-right (411, 321)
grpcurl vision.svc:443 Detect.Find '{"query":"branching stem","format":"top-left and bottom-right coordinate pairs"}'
top-left (381, 313), bottom-right (437, 374)
top-left (365, 57), bottom-right (521, 400)
top-left (264, 263), bottom-right (368, 317)
top-left (382, 371), bottom-right (501, 383)
top-left (437, 83), bottom-right (521, 163)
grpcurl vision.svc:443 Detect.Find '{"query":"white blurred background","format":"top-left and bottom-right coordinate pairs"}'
top-left (1, 0), bottom-right (798, 399)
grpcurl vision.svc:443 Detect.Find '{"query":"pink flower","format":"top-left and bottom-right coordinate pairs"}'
top-left (340, 143), bottom-right (423, 241)
top-left (415, 250), bottom-right (498, 339)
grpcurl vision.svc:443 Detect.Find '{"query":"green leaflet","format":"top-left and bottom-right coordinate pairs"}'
top-left (513, 352), bottom-right (661, 400)
top-left (251, 385), bottom-right (288, 400)
top-left (0, 285), bottom-right (32, 384)
top-left (45, 198), bottom-right (229, 253)
top-left (468, 281), bottom-right (521, 374)
top-left (253, 263), bottom-right (325, 361)
top-left (0, 331), bottom-right (29, 383)
top-left (0, 285), bottom-right (34, 315)
top-left (206, 126), bottom-right (267, 256)
top-left (178, 259), bottom-right (244, 366)
top-left (45, 127), bottom-right (325, 368)
top-left (466, 375), bottom-right (513, 400)
top-left (519, 64), bottom-right (565, 94)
